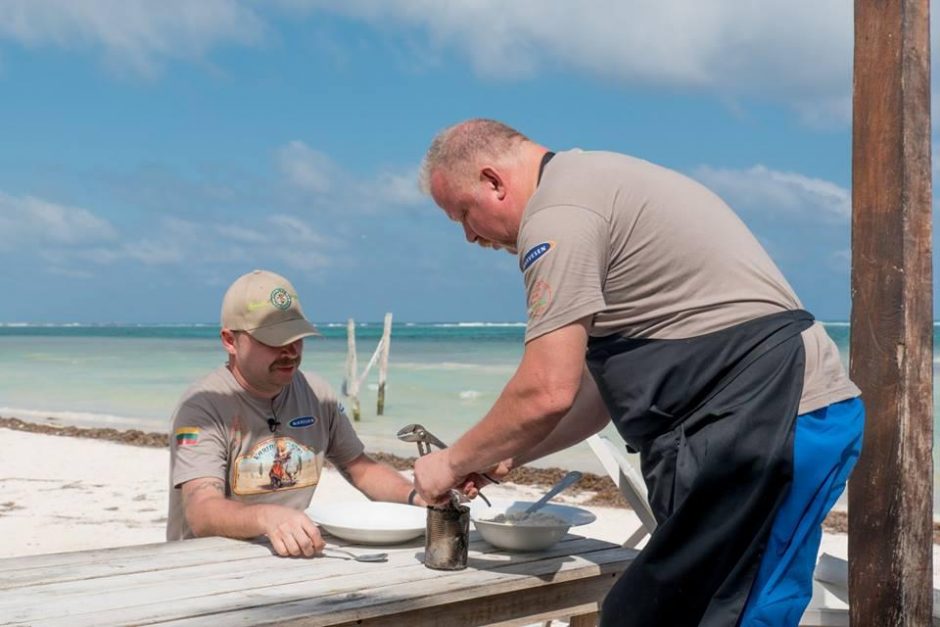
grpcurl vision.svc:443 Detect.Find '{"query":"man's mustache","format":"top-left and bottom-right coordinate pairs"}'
top-left (270, 359), bottom-right (299, 371)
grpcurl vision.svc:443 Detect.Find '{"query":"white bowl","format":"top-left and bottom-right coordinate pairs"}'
top-left (307, 501), bottom-right (426, 545)
top-left (469, 498), bottom-right (596, 552)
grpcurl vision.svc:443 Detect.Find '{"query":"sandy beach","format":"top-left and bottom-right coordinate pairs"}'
top-left (0, 424), bottom-right (642, 558)
top-left (0, 420), bottom-right (852, 557)
top-left (7, 421), bottom-right (940, 622)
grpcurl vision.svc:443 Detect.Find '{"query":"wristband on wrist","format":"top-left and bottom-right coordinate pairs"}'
top-left (407, 488), bottom-right (418, 506)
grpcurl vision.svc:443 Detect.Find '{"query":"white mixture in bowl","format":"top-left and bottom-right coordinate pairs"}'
top-left (481, 512), bottom-right (568, 527)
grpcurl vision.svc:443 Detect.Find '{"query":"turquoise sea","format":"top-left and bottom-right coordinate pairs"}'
top-left (0, 322), bottom-right (934, 506)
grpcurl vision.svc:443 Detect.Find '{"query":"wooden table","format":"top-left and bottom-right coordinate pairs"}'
top-left (0, 531), bottom-right (636, 626)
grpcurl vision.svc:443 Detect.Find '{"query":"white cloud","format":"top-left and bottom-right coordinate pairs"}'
top-left (215, 224), bottom-right (268, 244)
top-left (282, 0), bottom-right (854, 124)
top-left (0, 143), bottom-right (418, 277)
top-left (692, 164), bottom-right (850, 222)
top-left (268, 214), bottom-right (328, 245)
top-left (5, 1), bottom-right (938, 128)
top-left (104, 214), bottom-right (334, 271)
top-left (0, 190), bottom-right (339, 273)
top-left (367, 168), bottom-right (425, 206)
top-left (123, 239), bottom-right (189, 265)
top-left (276, 141), bottom-right (341, 195)
top-left (261, 215), bottom-right (335, 270)
top-left (276, 140), bottom-right (425, 211)
top-left (0, 192), bottom-right (117, 248)
top-left (0, 0), bottom-right (264, 77)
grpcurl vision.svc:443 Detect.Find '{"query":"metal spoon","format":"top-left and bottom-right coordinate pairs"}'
top-left (523, 470), bottom-right (583, 515)
top-left (322, 548), bottom-right (389, 562)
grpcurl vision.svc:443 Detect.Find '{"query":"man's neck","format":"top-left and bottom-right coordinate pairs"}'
top-left (521, 143), bottom-right (551, 199)
top-left (226, 362), bottom-right (282, 400)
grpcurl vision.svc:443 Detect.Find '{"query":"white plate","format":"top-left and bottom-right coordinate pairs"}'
top-left (307, 501), bottom-right (426, 545)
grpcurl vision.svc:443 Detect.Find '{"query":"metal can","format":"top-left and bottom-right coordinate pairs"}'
top-left (424, 502), bottom-right (470, 570)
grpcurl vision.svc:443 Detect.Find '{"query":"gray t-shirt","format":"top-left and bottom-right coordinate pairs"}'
top-left (166, 365), bottom-right (365, 541)
top-left (518, 150), bottom-right (860, 414)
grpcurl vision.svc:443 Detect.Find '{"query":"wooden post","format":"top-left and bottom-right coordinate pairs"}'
top-left (850, 0), bottom-right (932, 623)
top-left (377, 312), bottom-right (393, 415)
top-left (345, 318), bottom-right (361, 421)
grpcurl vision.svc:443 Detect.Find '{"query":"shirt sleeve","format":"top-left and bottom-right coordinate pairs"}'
top-left (519, 204), bottom-right (609, 342)
top-left (324, 396), bottom-right (366, 467)
top-left (169, 395), bottom-right (229, 490)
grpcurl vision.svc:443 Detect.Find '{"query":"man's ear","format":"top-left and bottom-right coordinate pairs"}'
top-left (481, 167), bottom-right (507, 200)
top-left (220, 329), bottom-right (238, 356)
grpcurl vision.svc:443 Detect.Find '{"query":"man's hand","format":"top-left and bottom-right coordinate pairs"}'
top-left (181, 477), bottom-right (325, 557)
top-left (257, 505), bottom-right (325, 557)
top-left (459, 459), bottom-right (513, 499)
top-left (413, 449), bottom-right (462, 506)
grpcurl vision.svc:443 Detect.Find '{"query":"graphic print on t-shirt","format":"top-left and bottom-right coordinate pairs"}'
top-left (231, 436), bottom-right (320, 495)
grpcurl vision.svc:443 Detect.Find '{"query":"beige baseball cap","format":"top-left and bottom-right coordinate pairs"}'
top-left (220, 269), bottom-right (319, 347)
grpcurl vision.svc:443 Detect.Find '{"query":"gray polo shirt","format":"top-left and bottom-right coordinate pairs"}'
top-left (517, 149), bottom-right (859, 414)
top-left (167, 366), bottom-right (364, 541)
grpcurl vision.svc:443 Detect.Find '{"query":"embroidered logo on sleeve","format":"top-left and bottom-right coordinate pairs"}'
top-left (288, 416), bottom-right (316, 429)
top-left (520, 241), bottom-right (555, 271)
top-left (175, 427), bottom-right (200, 446)
top-left (527, 280), bottom-right (553, 319)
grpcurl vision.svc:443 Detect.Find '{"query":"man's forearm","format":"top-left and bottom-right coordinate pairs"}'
top-left (341, 456), bottom-right (416, 503)
top-left (183, 478), bottom-right (271, 539)
top-left (447, 323), bottom-right (590, 477)
top-left (188, 499), bottom-right (271, 539)
top-left (511, 369), bottom-right (610, 467)
top-left (447, 373), bottom-right (570, 477)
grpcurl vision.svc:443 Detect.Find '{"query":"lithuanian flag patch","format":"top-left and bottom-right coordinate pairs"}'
top-left (175, 427), bottom-right (200, 446)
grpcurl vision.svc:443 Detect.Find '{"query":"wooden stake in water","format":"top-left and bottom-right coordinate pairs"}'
top-left (377, 313), bottom-right (393, 415)
top-left (344, 314), bottom-right (393, 420)
top-left (345, 318), bottom-right (361, 421)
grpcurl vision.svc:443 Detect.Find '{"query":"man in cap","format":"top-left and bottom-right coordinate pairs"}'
top-left (167, 269), bottom-right (422, 557)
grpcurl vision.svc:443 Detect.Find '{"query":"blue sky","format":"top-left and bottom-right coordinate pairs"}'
top-left (0, 1), bottom-right (930, 323)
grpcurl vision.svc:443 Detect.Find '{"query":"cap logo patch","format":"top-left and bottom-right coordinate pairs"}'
top-left (270, 288), bottom-right (292, 310)
top-left (521, 241), bottom-right (555, 271)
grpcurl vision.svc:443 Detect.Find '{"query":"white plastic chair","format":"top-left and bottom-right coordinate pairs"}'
top-left (586, 434), bottom-right (657, 548)
top-left (810, 552), bottom-right (940, 626)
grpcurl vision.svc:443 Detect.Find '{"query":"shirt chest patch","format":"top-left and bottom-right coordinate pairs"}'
top-left (521, 241), bottom-right (555, 271)
top-left (232, 436), bottom-right (321, 496)
top-left (288, 416), bottom-right (317, 429)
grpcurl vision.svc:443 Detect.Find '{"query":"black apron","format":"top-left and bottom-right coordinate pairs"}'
top-left (588, 310), bottom-right (814, 626)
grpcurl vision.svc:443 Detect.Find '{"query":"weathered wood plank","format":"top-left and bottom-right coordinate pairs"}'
top-left (0, 536), bottom-right (235, 574)
top-left (568, 611), bottom-right (600, 627)
top-left (316, 575), bottom-right (615, 627)
top-left (0, 536), bottom-right (590, 611)
top-left (0, 539), bottom-right (277, 589)
top-left (0, 532), bottom-right (553, 591)
top-left (0, 536), bottom-right (630, 625)
top-left (145, 547), bottom-right (631, 627)
top-left (850, 0), bottom-right (933, 624)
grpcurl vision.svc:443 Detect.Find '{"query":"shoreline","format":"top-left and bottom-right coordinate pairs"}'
top-left (0, 416), bottom-right (627, 508)
top-left (0, 415), bottom-right (874, 538)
